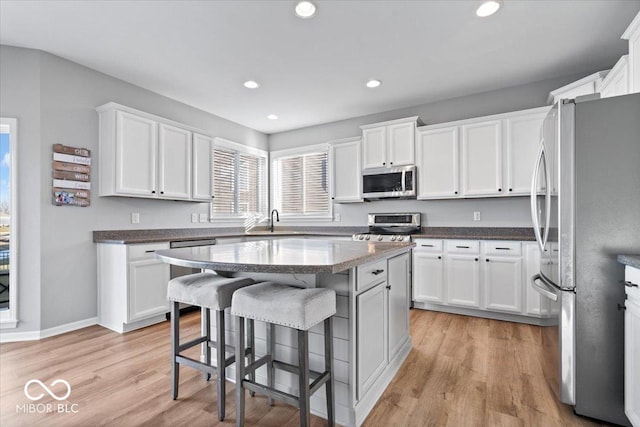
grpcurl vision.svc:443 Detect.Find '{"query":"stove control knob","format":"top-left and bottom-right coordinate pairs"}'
top-left (398, 236), bottom-right (404, 241)
top-left (365, 235), bottom-right (371, 241)
top-left (391, 236), bottom-right (397, 241)
top-left (358, 235), bottom-right (365, 240)
top-left (377, 235), bottom-right (383, 241)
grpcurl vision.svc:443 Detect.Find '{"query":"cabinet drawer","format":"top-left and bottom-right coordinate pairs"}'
top-left (357, 258), bottom-right (387, 292)
top-left (128, 242), bottom-right (170, 261)
top-left (445, 240), bottom-right (479, 254)
top-left (483, 241), bottom-right (521, 256)
top-left (414, 239), bottom-right (443, 252)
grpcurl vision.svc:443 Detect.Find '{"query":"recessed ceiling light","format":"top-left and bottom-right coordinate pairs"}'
top-left (366, 79), bottom-right (382, 88)
top-left (243, 80), bottom-right (259, 89)
top-left (267, 114), bottom-right (278, 120)
top-left (295, 1), bottom-right (317, 19)
top-left (476, 0), bottom-right (501, 17)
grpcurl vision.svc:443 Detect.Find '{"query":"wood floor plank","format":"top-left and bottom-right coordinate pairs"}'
top-left (1, 309), bottom-right (609, 427)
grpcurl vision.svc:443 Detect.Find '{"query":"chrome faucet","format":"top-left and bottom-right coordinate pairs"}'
top-left (270, 209), bottom-right (280, 232)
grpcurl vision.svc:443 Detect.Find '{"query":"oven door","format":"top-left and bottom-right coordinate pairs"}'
top-left (362, 166), bottom-right (415, 199)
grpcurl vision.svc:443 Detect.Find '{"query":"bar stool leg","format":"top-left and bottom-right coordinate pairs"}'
top-left (235, 315), bottom-right (246, 427)
top-left (247, 319), bottom-right (256, 397)
top-left (324, 318), bottom-right (335, 427)
top-left (266, 323), bottom-right (275, 406)
top-left (298, 329), bottom-right (310, 427)
top-left (171, 301), bottom-right (180, 400)
top-left (204, 308), bottom-right (212, 381)
top-left (216, 309), bottom-right (226, 421)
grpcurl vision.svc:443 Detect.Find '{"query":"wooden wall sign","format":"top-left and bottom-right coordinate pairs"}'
top-left (52, 144), bottom-right (92, 207)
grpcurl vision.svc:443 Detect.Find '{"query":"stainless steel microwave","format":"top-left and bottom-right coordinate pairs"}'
top-left (362, 165), bottom-right (416, 199)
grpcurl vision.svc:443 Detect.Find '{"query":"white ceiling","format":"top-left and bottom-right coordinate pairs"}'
top-left (1, 1), bottom-right (638, 134)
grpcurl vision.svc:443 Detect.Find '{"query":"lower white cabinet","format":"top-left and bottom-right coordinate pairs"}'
top-left (388, 252), bottom-right (410, 359)
top-left (98, 242), bottom-right (170, 333)
top-left (624, 265), bottom-right (640, 427)
top-left (356, 281), bottom-right (387, 400)
top-left (412, 239), bottom-right (554, 322)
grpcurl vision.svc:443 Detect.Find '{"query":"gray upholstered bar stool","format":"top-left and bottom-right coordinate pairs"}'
top-left (167, 272), bottom-right (256, 421)
top-left (231, 282), bottom-right (336, 427)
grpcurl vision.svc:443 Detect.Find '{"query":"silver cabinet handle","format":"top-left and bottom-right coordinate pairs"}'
top-left (456, 245), bottom-right (470, 249)
top-left (531, 274), bottom-right (558, 302)
top-left (421, 244), bottom-right (434, 247)
top-left (495, 247), bottom-right (511, 250)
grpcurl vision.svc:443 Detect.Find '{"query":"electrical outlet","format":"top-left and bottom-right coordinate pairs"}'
top-left (334, 213), bottom-right (341, 222)
top-left (131, 212), bottom-right (140, 224)
top-left (473, 211), bottom-right (481, 221)
top-left (191, 213), bottom-right (198, 223)
top-left (199, 213), bottom-right (208, 223)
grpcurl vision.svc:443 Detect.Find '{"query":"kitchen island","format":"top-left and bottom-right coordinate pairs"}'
top-left (155, 238), bottom-right (414, 427)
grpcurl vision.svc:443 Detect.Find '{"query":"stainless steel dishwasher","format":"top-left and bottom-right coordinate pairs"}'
top-left (169, 239), bottom-right (217, 311)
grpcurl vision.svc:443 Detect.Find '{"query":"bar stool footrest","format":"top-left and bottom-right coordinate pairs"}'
top-left (175, 355), bottom-right (219, 376)
top-left (242, 380), bottom-right (300, 408)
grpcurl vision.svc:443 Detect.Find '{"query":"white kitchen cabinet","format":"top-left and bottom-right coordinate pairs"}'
top-left (361, 116), bottom-right (420, 169)
top-left (446, 251), bottom-right (481, 309)
top-left (416, 126), bottom-right (459, 199)
top-left (412, 240), bottom-right (445, 303)
top-left (387, 252), bottom-right (410, 360)
top-left (504, 109), bottom-right (548, 195)
top-left (461, 120), bottom-right (503, 197)
top-left (622, 11), bottom-right (640, 94)
top-left (624, 265), bottom-right (640, 427)
top-left (97, 102), bottom-right (213, 202)
top-left (597, 56), bottom-right (629, 98)
top-left (158, 123), bottom-right (192, 200)
top-left (97, 242), bottom-right (170, 333)
top-left (356, 281), bottom-right (387, 399)
top-left (483, 241), bottom-right (522, 314)
top-left (330, 137), bottom-right (363, 203)
top-left (548, 70), bottom-right (609, 104)
top-left (192, 133), bottom-right (214, 201)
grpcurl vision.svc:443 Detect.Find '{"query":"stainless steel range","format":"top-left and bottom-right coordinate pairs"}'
top-left (352, 213), bottom-right (421, 242)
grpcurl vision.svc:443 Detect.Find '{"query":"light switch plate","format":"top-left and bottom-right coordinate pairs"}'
top-left (334, 213), bottom-right (341, 222)
top-left (473, 211), bottom-right (481, 221)
top-left (131, 212), bottom-right (140, 224)
top-left (191, 213), bottom-right (198, 223)
top-left (199, 213), bottom-right (208, 223)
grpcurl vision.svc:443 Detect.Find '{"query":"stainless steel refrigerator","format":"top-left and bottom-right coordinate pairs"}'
top-left (530, 92), bottom-right (640, 426)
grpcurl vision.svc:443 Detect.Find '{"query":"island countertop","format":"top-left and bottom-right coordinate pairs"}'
top-left (154, 237), bottom-right (414, 274)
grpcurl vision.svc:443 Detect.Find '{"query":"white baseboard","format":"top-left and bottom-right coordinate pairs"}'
top-left (412, 302), bottom-right (558, 326)
top-left (0, 317), bottom-right (98, 343)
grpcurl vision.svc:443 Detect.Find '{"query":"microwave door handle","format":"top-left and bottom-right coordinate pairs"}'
top-left (530, 141), bottom-right (545, 252)
top-left (401, 170), bottom-right (406, 192)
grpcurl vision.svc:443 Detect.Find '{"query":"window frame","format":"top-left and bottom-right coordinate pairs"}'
top-left (209, 137), bottom-right (268, 223)
top-left (271, 143), bottom-right (333, 221)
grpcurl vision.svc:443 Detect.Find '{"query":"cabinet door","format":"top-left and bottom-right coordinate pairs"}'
top-left (626, 297), bottom-right (640, 427)
top-left (446, 254), bottom-right (481, 308)
top-left (388, 253), bottom-right (409, 360)
top-left (128, 258), bottom-right (170, 322)
top-left (362, 126), bottom-right (387, 169)
top-left (505, 111), bottom-right (547, 195)
top-left (387, 122), bottom-right (415, 166)
top-left (412, 251), bottom-right (445, 303)
top-left (416, 127), bottom-right (459, 199)
top-left (461, 120), bottom-right (502, 197)
top-left (192, 133), bottom-right (213, 201)
top-left (484, 256), bottom-right (522, 314)
top-left (356, 282), bottom-right (387, 399)
top-left (116, 110), bottom-right (157, 196)
top-left (158, 123), bottom-right (191, 200)
top-left (330, 139), bottom-right (362, 203)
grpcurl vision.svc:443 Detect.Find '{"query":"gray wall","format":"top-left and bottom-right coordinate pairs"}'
top-left (269, 72), bottom-right (591, 227)
top-left (1, 45), bottom-right (268, 332)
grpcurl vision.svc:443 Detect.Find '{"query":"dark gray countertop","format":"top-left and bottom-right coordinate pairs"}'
top-left (93, 226), bottom-right (535, 244)
top-left (618, 254), bottom-right (640, 269)
top-left (155, 238), bottom-right (414, 274)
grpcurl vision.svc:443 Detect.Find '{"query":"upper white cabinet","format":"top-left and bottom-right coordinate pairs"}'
top-left (416, 127), bottom-right (459, 199)
top-left (192, 133), bottom-right (214, 201)
top-left (461, 120), bottom-right (503, 197)
top-left (622, 11), bottom-right (640, 94)
top-left (547, 70), bottom-right (609, 104)
top-left (416, 106), bottom-right (549, 200)
top-left (97, 102), bottom-right (212, 202)
top-left (361, 116), bottom-right (421, 169)
top-left (330, 137), bottom-right (363, 203)
top-left (597, 56), bottom-right (629, 99)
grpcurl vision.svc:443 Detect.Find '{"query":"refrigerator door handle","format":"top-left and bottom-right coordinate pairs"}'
top-left (541, 144), bottom-right (551, 249)
top-left (531, 274), bottom-right (559, 301)
top-left (530, 141), bottom-right (545, 252)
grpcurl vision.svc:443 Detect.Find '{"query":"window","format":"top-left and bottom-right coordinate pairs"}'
top-left (0, 118), bottom-right (17, 328)
top-left (211, 138), bottom-right (267, 219)
top-left (272, 144), bottom-right (331, 219)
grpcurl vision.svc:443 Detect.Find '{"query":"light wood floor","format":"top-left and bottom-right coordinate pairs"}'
top-left (0, 310), bottom-right (606, 427)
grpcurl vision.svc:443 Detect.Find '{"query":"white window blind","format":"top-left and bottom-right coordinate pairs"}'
top-left (274, 151), bottom-right (329, 216)
top-left (212, 145), bottom-right (266, 216)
